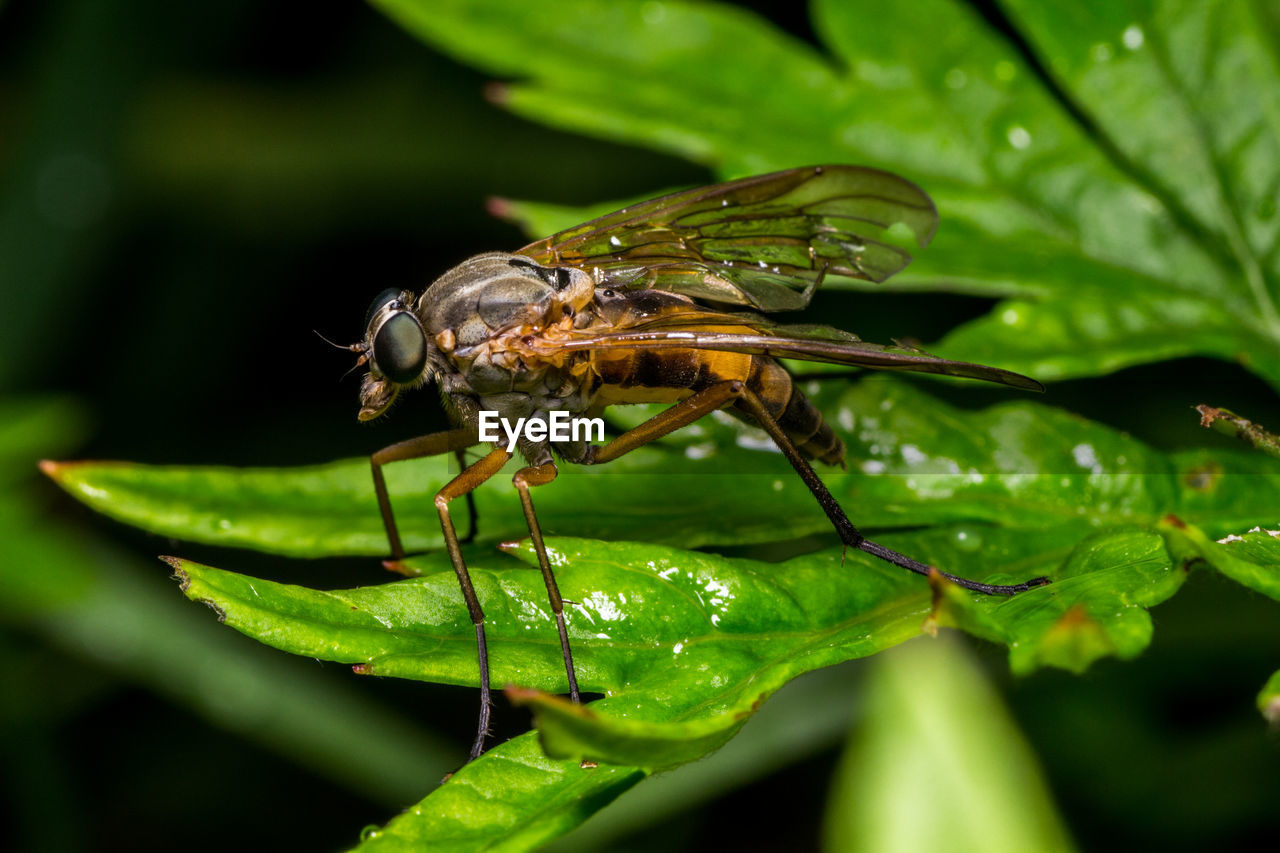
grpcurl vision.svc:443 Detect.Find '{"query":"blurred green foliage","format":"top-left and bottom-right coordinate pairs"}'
top-left (4, 0), bottom-right (1280, 851)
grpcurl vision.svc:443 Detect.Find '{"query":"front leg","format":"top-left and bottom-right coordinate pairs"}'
top-left (435, 447), bottom-right (512, 761)
top-left (369, 428), bottom-right (478, 559)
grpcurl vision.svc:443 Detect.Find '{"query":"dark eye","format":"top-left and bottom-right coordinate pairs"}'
top-left (366, 288), bottom-right (402, 326)
top-left (373, 312), bottom-right (426, 384)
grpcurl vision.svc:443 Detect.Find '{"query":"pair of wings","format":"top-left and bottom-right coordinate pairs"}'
top-left (514, 165), bottom-right (1041, 392)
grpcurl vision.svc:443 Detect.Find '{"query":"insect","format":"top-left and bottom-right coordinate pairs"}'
top-left (344, 165), bottom-right (1050, 760)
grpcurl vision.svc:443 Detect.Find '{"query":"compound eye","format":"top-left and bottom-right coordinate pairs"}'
top-left (372, 312), bottom-right (426, 384)
top-left (366, 287), bottom-right (403, 326)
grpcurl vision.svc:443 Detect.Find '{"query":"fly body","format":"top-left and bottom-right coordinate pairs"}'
top-left (344, 165), bottom-right (1051, 761)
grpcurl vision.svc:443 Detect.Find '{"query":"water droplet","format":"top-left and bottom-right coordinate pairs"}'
top-left (1122, 24), bottom-right (1144, 50)
top-left (609, 235), bottom-right (622, 247)
top-left (641, 1), bottom-right (666, 25)
top-left (994, 60), bottom-right (1017, 82)
top-left (944, 68), bottom-right (967, 89)
top-left (684, 441), bottom-right (716, 460)
top-left (953, 528), bottom-right (983, 552)
top-left (1072, 443), bottom-right (1102, 474)
top-left (1006, 125), bottom-right (1032, 150)
top-left (1091, 42), bottom-right (1114, 62)
top-left (1001, 307), bottom-right (1021, 325)
top-left (360, 826), bottom-right (382, 841)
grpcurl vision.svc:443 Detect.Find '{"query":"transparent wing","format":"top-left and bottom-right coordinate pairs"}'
top-left (516, 165), bottom-right (939, 311)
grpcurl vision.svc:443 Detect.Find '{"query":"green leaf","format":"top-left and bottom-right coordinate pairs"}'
top-left (822, 635), bottom-right (1075, 853)
top-left (0, 405), bottom-right (457, 806)
top-left (71, 368), bottom-right (1280, 843)
top-left (171, 519), bottom-right (1192, 771)
top-left (46, 380), bottom-right (1280, 556)
top-left (353, 733), bottom-right (645, 853)
top-left (1165, 522), bottom-right (1280, 601)
top-left (372, 0), bottom-right (1280, 389)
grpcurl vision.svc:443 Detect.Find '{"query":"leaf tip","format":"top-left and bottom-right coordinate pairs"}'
top-left (382, 559), bottom-right (420, 577)
top-left (1262, 696), bottom-right (1280, 728)
top-left (37, 459), bottom-right (62, 479)
top-left (483, 81), bottom-right (509, 106)
top-left (922, 568), bottom-right (956, 636)
top-left (486, 196), bottom-right (514, 222)
top-left (505, 685), bottom-right (594, 717)
top-left (1196, 404), bottom-right (1221, 428)
top-left (158, 555), bottom-right (189, 589)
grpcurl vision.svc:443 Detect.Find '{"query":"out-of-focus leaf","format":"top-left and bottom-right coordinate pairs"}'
top-left (1, 396), bottom-right (458, 803)
top-left (0, 499), bottom-right (460, 803)
top-left (372, 0), bottom-right (1280, 389)
top-left (1146, 521), bottom-right (1280, 722)
top-left (0, 397), bottom-right (86, 487)
top-left (1260, 670), bottom-right (1280, 725)
top-left (822, 635), bottom-right (1075, 853)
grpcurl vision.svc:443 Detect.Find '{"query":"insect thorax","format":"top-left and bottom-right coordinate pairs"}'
top-left (416, 252), bottom-right (597, 460)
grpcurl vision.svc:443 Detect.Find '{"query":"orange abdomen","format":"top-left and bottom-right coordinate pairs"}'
top-left (588, 346), bottom-right (845, 466)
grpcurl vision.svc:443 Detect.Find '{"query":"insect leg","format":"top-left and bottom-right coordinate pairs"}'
top-left (370, 428), bottom-right (477, 559)
top-left (587, 381), bottom-right (1047, 595)
top-left (511, 461), bottom-right (580, 703)
top-left (455, 447), bottom-right (480, 544)
top-left (436, 447), bottom-right (512, 760)
top-left (587, 382), bottom-right (744, 464)
top-left (732, 387), bottom-right (1051, 595)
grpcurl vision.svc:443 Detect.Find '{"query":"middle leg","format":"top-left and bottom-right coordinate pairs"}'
top-left (512, 460), bottom-right (580, 703)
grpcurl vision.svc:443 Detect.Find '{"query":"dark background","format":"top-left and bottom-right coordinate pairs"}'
top-left (4, 1), bottom-right (1280, 850)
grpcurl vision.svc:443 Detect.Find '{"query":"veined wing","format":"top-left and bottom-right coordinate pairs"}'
top-left (516, 165), bottom-right (938, 312)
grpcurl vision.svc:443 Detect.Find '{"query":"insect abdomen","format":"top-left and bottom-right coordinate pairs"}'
top-left (737, 357), bottom-right (845, 467)
top-left (590, 346), bottom-right (844, 466)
